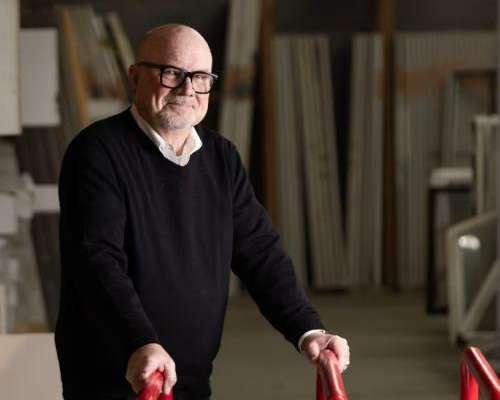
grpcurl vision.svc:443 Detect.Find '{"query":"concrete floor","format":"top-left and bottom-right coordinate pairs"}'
top-left (212, 290), bottom-right (463, 400)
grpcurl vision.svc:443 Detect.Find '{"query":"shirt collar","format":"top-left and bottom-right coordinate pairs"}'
top-left (130, 104), bottom-right (202, 157)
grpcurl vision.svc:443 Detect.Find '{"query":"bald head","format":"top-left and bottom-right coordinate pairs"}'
top-left (129, 24), bottom-right (214, 137)
top-left (136, 24), bottom-right (212, 68)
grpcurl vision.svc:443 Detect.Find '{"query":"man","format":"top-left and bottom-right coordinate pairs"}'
top-left (56, 24), bottom-right (349, 400)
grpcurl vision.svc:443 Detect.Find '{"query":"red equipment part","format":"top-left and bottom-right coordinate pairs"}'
top-left (138, 371), bottom-right (173, 400)
top-left (460, 346), bottom-right (500, 400)
top-left (138, 349), bottom-right (347, 400)
top-left (316, 349), bottom-right (348, 400)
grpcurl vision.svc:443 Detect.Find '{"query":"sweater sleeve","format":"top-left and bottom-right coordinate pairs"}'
top-left (228, 143), bottom-right (325, 348)
top-left (59, 136), bottom-right (159, 356)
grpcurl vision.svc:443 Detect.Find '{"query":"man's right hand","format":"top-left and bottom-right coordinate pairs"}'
top-left (126, 343), bottom-right (177, 395)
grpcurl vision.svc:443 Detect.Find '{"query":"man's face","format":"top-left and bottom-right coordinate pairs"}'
top-left (129, 36), bottom-right (212, 133)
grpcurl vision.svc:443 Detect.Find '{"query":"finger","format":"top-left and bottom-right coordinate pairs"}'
top-left (338, 354), bottom-right (350, 372)
top-left (326, 337), bottom-right (348, 357)
top-left (140, 359), bottom-right (158, 382)
top-left (336, 358), bottom-right (349, 373)
top-left (331, 339), bottom-right (350, 372)
top-left (126, 369), bottom-right (143, 393)
top-left (162, 365), bottom-right (177, 394)
top-left (303, 339), bottom-right (321, 362)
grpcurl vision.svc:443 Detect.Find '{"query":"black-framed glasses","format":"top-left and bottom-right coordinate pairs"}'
top-left (137, 61), bottom-right (218, 94)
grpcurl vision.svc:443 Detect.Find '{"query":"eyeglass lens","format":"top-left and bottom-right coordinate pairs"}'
top-left (162, 67), bottom-right (214, 93)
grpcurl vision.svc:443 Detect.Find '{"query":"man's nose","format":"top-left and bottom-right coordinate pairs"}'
top-left (176, 76), bottom-right (195, 95)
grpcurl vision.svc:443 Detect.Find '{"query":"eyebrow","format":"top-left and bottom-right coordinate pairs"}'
top-left (169, 65), bottom-right (212, 74)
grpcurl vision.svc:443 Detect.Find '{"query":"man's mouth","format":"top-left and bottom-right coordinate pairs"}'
top-left (166, 98), bottom-right (194, 107)
top-left (167, 102), bottom-right (193, 109)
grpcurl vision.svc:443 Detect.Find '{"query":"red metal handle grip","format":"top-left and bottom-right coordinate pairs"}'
top-left (138, 350), bottom-right (348, 400)
top-left (138, 370), bottom-right (174, 400)
top-left (316, 349), bottom-right (348, 400)
top-left (460, 347), bottom-right (500, 400)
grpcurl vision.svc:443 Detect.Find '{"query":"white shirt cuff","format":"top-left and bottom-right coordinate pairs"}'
top-left (298, 329), bottom-right (326, 351)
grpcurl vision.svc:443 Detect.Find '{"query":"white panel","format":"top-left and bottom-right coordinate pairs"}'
top-left (0, 334), bottom-right (61, 399)
top-left (0, 0), bottom-right (20, 135)
top-left (20, 29), bottom-right (60, 127)
top-left (33, 185), bottom-right (59, 213)
top-left (289, 35), bottom-right (347, 288)
top-left (0, 194), bottom-right (17, 234)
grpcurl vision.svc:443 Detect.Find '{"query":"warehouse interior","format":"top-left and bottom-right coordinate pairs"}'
top-left (0, 0), bottom-right (499, 399)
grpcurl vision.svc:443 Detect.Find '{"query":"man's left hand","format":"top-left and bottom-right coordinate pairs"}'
top-left (301, 332), bottom-right (350, 373)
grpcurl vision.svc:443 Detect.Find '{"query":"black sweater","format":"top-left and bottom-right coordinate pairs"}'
top-left (55, 109), bottom-right (324, 398)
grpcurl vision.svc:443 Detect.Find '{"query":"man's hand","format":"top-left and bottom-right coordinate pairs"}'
top-left (126, 343), bottom-right (177, 395)
top-left (301, 332), bottom-right (350, 373)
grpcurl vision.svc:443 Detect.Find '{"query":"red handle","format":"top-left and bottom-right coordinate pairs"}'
top-left (138, 371), bottom-right (174, 400)
top-left (138, 350), bottom-right (348, 400)
top-left (460, 347), bottom-right (500, 400)
top-left (316, 349), bottom-right (348, 400)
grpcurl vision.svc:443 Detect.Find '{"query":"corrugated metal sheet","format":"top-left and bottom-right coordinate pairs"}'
top-left (395, 32), bottom-right (496, 289)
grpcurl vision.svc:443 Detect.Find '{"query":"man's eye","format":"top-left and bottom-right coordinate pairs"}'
top-left (194, 73), bottom-right (210, 81)
top-left (164, 68), bottom-right (181, 77)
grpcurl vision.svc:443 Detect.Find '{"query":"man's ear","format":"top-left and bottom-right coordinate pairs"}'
top-left (128, 64), bottom-right (139, 96)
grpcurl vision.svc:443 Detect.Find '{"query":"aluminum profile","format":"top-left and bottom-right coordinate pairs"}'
top-left (347, 34), bottom-right (384, 288)
top-left (273, 37), bottom-right (307, 283)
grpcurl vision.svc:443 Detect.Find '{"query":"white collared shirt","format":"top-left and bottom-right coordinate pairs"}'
top-left (130, 104), bottom-right (202, 166)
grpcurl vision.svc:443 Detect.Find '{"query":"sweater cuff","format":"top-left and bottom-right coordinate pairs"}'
top-left (127, 334), bottom-right (161, 358)
top-left (298, 329), bottom-right (326, 351)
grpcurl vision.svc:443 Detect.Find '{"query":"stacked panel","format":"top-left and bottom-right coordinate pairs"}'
top-left (273, 35), bottom-right (348, 289)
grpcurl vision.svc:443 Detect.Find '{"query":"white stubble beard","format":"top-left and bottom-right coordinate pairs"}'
top-left (154, 98), bottom-right (197, 132)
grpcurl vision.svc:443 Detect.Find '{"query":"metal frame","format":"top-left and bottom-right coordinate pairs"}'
top-left (447, 211), bottom-right (498, 344)
top-left (427, 167), bottom-right (472, 314)
top-left (442, 69), bottom-right (496, 167)
top-left (473, 115), bottom-right (500, 214)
